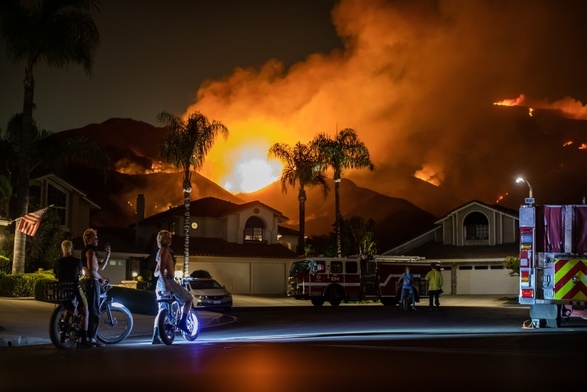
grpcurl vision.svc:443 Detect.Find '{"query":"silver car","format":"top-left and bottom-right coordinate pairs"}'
top-left (186, 278), bottom-right (232, 312)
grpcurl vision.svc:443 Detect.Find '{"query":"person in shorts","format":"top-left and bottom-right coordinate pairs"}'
top-left (54, 240), bottom-right (91, 347)
top-left (152, 230), bottom-right (193, 343)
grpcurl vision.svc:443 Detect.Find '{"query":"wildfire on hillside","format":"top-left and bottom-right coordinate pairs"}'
top-left (494, 94), bottom-right (587, 120)
top-left (414, 164), bottom-right (443, 186)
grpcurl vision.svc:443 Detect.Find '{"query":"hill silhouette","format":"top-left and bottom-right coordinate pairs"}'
top-left (51, 118), bottom-right (442, 251)
top-left (50, 105), bottom-right (587, 251)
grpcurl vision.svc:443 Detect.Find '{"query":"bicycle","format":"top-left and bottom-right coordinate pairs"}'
top-left (46, 280), bottom-right (134, 349)
top-left (400, 287), bottom-right (416, 312)
top-left (155, 282), bottom-right (199, 345)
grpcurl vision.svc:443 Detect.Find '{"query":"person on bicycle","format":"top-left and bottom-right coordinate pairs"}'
top-left (398, 266), bottom-right (417, 310)
top-left (81, 228), bottom-right (111, 347)
top-left (54, 240), bottom-right (91, 348)
top-left (153, 230), bottom-right (193, 337)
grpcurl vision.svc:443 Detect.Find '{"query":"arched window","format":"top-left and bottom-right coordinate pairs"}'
top-left (464, 211), bottom-right (489, 242)
top-left (244, 216), bottom-right (265, 242)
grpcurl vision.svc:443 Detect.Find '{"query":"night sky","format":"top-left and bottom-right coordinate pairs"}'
top-left (2, 0), bottom-right (587, 202)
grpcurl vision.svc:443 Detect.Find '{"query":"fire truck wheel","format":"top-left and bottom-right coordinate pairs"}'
top-left (327, 288), bottom-right (344, 307)
top-left (311, 298), bottom-right (325, 307)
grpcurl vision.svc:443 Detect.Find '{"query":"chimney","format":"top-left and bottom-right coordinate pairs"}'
top-left (136, 194), bottom-right (145, 222)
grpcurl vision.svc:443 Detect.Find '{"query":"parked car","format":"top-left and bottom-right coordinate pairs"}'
top-left (185, 278), bottom-right (232, 312)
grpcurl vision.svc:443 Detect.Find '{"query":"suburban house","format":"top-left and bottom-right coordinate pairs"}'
top-left (134, 195), bottom-right (299, 295)
top-left (29, 173), bottom-right (100, 239)
top-left (383, 200), bottom-right (520, 295)
top-left (28, 174), bottom-right (149, 284)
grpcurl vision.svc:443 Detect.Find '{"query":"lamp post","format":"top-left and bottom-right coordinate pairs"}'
top-left (516, 177), bottom-right (533, 198)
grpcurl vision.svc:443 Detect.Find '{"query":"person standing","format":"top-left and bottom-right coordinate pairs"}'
top-left (54, 239), bottom-right (91, 348)
top-left (152, 229), bottom-right (193, 344)
top-left (398, 265), bottom-right (417, 310)
top-left (81, 228), bottom-right (110, 347)
top-left (424, 262), bottom-right (443, 310)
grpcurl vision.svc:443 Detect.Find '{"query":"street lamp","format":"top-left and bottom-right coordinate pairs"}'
top-left (516, 177), bottom-right (533, 198)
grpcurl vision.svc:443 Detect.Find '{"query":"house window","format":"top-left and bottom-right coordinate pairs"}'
top-left (47, 184), bottom-right (67, 226)
top-left (244, 216), bottom-right (265, 242)
top-left (464, 211), bottom-right (489, 242)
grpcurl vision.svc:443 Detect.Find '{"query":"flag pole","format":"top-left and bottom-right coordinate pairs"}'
top-left (9, 204), bottom-right (54, 224)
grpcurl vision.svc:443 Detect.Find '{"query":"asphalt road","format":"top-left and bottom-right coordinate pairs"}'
top-left (1, 297), bottom-right (587, 391)
top-left (0, 294), bottom-right (520, 346)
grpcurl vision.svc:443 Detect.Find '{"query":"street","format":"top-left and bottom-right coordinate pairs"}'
top-left (1, 296), bottom-right (587, 391)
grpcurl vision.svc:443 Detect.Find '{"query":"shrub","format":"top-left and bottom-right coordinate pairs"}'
top-left (0, 271), bottom-right (55, 297)
top-left (0, 255), bottom-right (10, 273)
top-left (503, 256), bottom-right (520, 276)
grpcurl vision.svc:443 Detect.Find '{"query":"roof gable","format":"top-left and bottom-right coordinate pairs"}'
top-left (436, 200), bottom-right (518, 225)
top-left (141, 196), bottom-right (287, 223)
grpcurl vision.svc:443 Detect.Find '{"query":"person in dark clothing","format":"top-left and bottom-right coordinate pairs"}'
top-left (54, 240), bottom-right (91, 347)
top-left (81, 228), bottom-right (111, 347)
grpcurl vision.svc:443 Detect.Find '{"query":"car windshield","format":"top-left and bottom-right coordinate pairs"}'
top-left (189, 280), bottom-right (223, 290)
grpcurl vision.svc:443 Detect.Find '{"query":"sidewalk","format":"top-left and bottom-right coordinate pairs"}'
top-left (0, 294), bottom-right (518, 347)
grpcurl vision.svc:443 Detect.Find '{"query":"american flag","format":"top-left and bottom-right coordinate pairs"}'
top-left (16, 206), bottom-right (51, 237)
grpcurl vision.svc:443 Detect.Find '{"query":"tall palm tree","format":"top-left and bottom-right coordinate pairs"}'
top-left (313, 129), bottom-right (374, 257)
top-left (158, 111), bottom-right (229, 277)
top-left (0, 0), bottom-right (100, 274)
top-left (269, 141), bottom-right (329, 255)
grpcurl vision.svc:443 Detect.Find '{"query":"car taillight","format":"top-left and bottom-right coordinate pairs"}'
top-left (521, 289), bottom-right (534, 298)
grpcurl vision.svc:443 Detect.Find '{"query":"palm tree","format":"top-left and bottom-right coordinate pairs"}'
top-left (313, 129), bottom-right (374, 257)
top-left (269, 141), bottom-right (329, 255)
top-left (158, 111), bottom-right (229, 277)
top-left (0, 0), bottom-right (100, 274)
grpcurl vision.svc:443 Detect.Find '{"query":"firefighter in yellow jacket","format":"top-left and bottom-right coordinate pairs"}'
top-left (424, 262), bottom-right (443, 310)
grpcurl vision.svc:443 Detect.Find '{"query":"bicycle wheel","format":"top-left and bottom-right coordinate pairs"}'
top-left (157, 308), bottom-right (176, 345)
top-left (96, 303), bottom-right (134, 344)
top-left (49, 305), bottom-right (78, 349)
top-left (182, 310), bottom-right (200, 341)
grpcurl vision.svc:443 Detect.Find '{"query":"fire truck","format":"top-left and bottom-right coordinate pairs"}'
top-left (519, 203), bottom-right (587, 328)
top-left (287, 256), bottom-right (433, 306)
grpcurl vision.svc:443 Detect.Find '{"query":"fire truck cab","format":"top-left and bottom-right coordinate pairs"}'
top-left (288, 256), bottom-right (432, 307)
top-left (519, 203), bottom-right (587, 328)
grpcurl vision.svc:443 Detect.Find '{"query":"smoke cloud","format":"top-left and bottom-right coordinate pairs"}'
top-left (183, 0), bottom-right (587, 205)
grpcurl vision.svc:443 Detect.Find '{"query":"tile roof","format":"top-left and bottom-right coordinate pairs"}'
top-left (141, 197), bottom-right (288, 222)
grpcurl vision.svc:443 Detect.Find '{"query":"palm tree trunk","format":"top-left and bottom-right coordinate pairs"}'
top-left (12, 66), bottom-right (35, 274)
top-left (183, 189), bottom-right (190, 278)
top-left (335, 180), bottom-right (342, 258)
top-left (297, 187), bottom-right (307, 255)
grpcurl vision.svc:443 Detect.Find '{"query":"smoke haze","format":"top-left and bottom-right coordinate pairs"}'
top-left (183, 0), bottom-right (587, 205)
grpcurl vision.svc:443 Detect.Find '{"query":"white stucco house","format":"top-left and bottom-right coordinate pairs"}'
top-left (134, 196), bottom-right (299, 295)
top-left (383, 200), bottom-right (520, 295)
